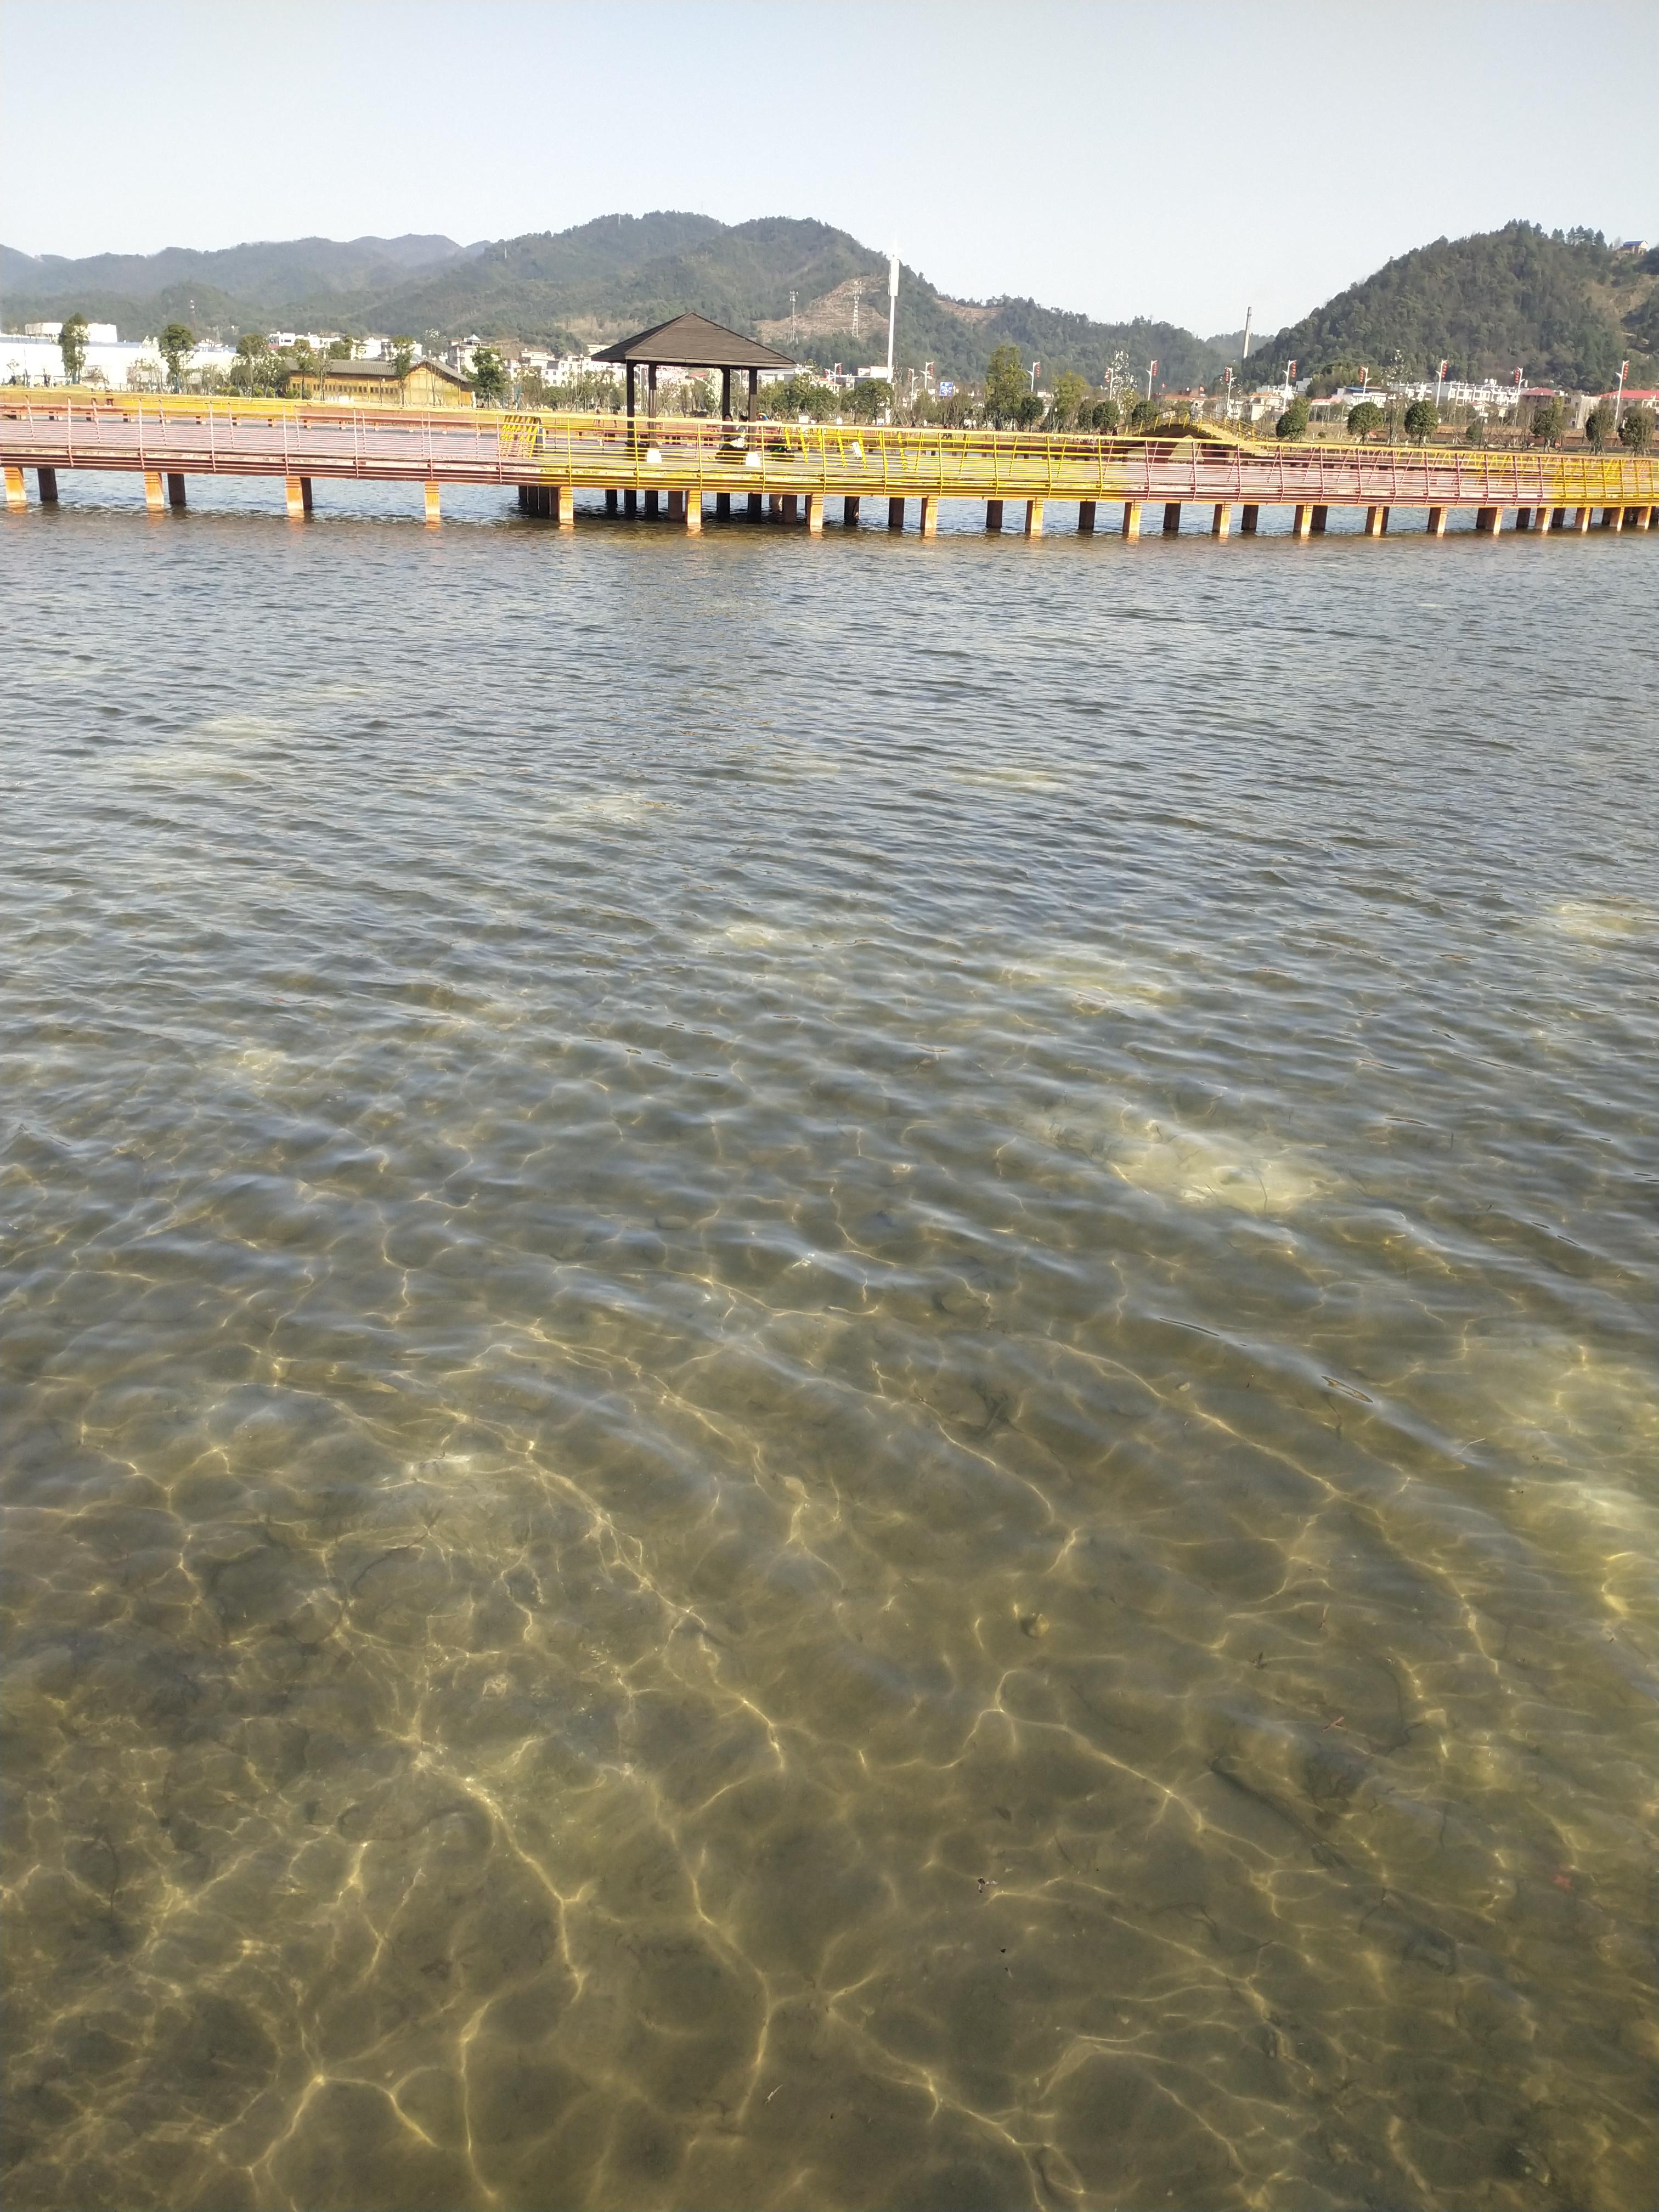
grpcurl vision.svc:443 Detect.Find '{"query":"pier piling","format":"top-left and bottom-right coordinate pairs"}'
top-left (1121, 501), bottom-right (1141, 540)
top-left (1025, 499), bottom-right (1044, 537)
top-left (1240, 504), bottom-right (1259, 533)
top-left (285, 476), bottom-right (313, 518)
top-left (842, 496), bottom-right (860, 526)
top-left (1078, 501), bottom-right (1096, 533)
top-left (1211, 503), bottom-right (1231, 539)
top-left (424, 482), bottom-right (441, 525)
top-left (36, 466), bottom-right (57, 503)
top-left (888, 498), bottom-right (905, 531)
top-left (3, 464), bottom-right (24, 508)
top-left (167, 473), bottom-right (187, 510)
top-left (1163, 502), bottom-right (1182, 534)
top-left (986, 499), bottom-right (1004, 533)
top-left (143, 471), bottom-right (165, 512)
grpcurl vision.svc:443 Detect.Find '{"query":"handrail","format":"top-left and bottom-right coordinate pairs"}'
top-left (4, 392), bottom-right (1655, 507)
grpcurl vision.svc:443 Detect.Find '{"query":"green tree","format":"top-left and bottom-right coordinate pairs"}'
top-left (1528, 396), bottom-right (1566, 447)
top-left (1276, 396), bottom-right (1311, 441)
top-left (159, 321), bottom-right (195, 391)
top-left (391, 336), bottom-right (416, 379)
top-left (1582, 401), bottom-right (1616, 450)
top-left (470, 347), bottom-right (507, 406)
top-left (326, 337), bottom-right (354, 362)
top-left (1014, 391), bottom-right (1045, 430)
top-left (1618, 404), bottom-right (1655, 453)
top-left (1402, 398), bottom-right (1438, 443)
top-left (1048, 369), bottom-right (1088, 430)
top-left (771, 370), bottom-right (837, 420)
top-left (1127, 396), bottom-right (1160, 433)
top-left (58, 313), bottom-right (89, 383)
top-left (849, 378), bottom-right (891, 422)
top-left (1346, 399), bottom-right (1383, 438)
top-left (1090, 396), bottom-right (1121, 433)
top-left (984, 343), bottom-right (1028, 428)
top-left (231, 332), bottom-right (272, 394)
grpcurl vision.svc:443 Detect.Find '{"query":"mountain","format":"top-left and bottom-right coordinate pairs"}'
top-left (1245, 223), bottom-right (1659, 391)
top-left (0, 233), bottom-right (472, 345)
top-left (0, 212), bottom-right (1231, 390)
top-left (6, 215), bottom-right (1653, 394)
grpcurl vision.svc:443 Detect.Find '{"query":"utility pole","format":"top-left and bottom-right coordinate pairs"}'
top-left (1146, 358), bottom-right (1158, 400)
top-left (1613, 358), bottom-right (1629, 428)
top-left (1241, 307), bottom-right (1252, 362)
top-left (789, 291), bottom-right (798, 349)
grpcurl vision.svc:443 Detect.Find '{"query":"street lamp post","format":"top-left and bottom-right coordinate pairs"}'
top-left (1613, 358), bottom-right (1629, 430)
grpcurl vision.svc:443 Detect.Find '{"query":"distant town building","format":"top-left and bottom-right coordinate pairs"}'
top-left (24, 319), bottom-right (120, 343)
top-left (295, 356), bottom-right (475, 408)
top-left (2, 329), bottom-right (164, 387)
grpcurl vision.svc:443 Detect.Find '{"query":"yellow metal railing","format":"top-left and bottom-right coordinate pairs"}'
top-left (5, 390), bottom-right (1656, 510)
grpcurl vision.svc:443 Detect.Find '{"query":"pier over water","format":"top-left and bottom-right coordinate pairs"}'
top-left (4, 392), bottom-right (1656, 539)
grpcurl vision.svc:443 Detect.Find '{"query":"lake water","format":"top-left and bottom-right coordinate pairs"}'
top-left (3, 478), bottom-right (1656, 2212)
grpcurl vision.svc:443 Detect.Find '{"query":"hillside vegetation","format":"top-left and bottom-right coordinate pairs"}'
top-left (1, 211), bottom-right (1229, 391)
top-left (5, 215), bottom-right (1654, 395)
top-left (1246, 223), bottom-right (1657, 391)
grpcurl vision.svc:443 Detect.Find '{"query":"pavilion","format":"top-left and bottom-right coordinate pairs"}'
top-left (591, 313), bottom-right (796, 423)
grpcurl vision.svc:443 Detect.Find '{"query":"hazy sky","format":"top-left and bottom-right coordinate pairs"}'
top-left (3, 0), bottom-right (1654, 335)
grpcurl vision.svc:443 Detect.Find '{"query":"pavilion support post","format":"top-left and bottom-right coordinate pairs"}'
top-left (747, 369), bottom-right (758, 421)
top-left (285, 476), bottom-right (312, 518)
top-left (1078, 500), bottom-right (1096, 533)
top-left (626, 364), bottom-right (636, 423)
top-left (36, 467), bottom-right (58, 503)
top-left (1426, 506), bottom-right (1447, 537)
top-left (716, 492), bottom-right (731, 518)
top-left (918, 496), bottom-right (938, 538)
top-left (1311, 505), bottom-right (1329, 533)
top-left (606, 489), bottom-right (618, 514)
top-left (647, 364), bottom-right (658, 420)
top-left (424, 482), bottom-right (441, 526)
top-left (1292, 504), bottom-right (1314, 538)
top-left (1211, 503), bottom-right (1231, 539)
top-left (1476, 506), bottom-right (1502, 533)
top-left (888, 497), bottom-right (905, 531)
top-left (721, 367), bottom-right (732, 422)
top-left (4, 464), bottom-right (27, 508)
top-left (1240, 503), bottom-right (1259, 533)
top-left (685, 490), bottom-right (702, 534)
top-left (1121, 500), bottom-right (1141, 540)
top-left (986, 499), bottom-right (1004, 533)
top-left (1163, 501), bottom-right (1181, 534)
top-left (747, 491), bottom-right (763, 517)
top-left (1024, 499), bottom-right (1043, 537)
top-left (556, 484), bottom-right (575, 529)
top-left (806, 494), bottom-right (825, 534)
top-left (842, 495), bottom-right (860, 525)
top-left (167, 472), bottom-right (187, 509)
top-left (1364, 505), bottom-right (1388, 537)
top-left (143, 470), bottom-right (165, 512)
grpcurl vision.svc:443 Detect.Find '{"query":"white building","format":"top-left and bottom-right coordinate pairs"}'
top-left (2, 330), bottom-right (163, 387)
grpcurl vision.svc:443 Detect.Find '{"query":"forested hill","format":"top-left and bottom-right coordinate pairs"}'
top-left (6, 215), bottom-right (1654, 393)
top-left (1, 212), bottom-right (1230, 391)
top-left (1245, 223), bottom-right (1658, 391)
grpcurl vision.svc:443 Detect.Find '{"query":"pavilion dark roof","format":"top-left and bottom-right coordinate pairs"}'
top-left (590, 313), bottom-right (795, 370)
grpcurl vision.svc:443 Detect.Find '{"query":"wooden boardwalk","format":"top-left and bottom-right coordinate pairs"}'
top-left (4, 393), bottom-right (1656, 539)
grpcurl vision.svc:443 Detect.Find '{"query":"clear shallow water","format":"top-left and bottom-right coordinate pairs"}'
top-left (2, 483), bottom-right (1656, 2212)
